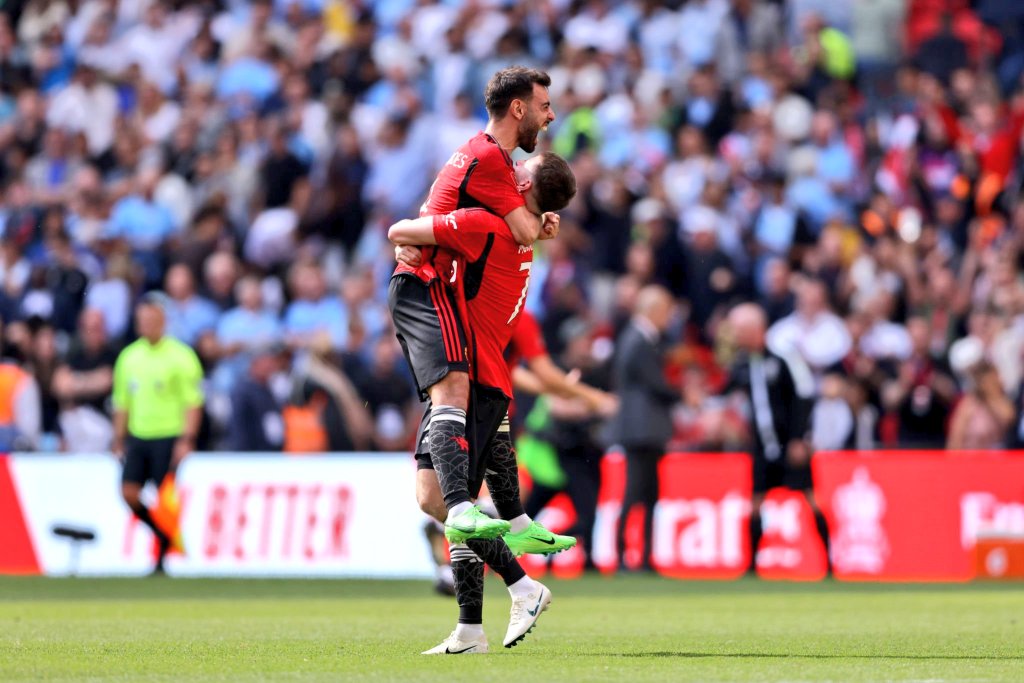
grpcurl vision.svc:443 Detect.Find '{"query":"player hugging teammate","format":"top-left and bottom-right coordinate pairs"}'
top-left (386, 66), bottom-right (577, 654)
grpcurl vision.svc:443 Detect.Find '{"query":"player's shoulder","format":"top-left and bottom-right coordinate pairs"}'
top-left (467, 132), bottom-right (513, 167)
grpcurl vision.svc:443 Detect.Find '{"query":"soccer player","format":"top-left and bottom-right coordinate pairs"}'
top-left (388, 66), bottom-right (567, 546)
top-left (388, 152), bottom-right (576, 654)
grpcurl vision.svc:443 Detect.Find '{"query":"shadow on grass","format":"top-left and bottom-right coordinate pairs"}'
top-left (612, 652), bottom-right (1024, 660)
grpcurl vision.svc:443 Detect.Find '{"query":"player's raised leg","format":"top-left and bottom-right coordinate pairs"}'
top-left (483, 415), bottom-right (576, 556)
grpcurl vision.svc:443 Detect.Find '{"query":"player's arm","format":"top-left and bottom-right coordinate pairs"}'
top-left (512, 365), bottom-right (546, 395)
top-left (469, 149), bottom-right (556, 245)
top-left (388, 217), bottom-right (439, 247)
top-left (525, 354), bottom-right (617, 415)
top-left (503, 207), bottom-right (559, 245)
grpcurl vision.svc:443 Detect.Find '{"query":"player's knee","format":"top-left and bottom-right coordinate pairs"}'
top-left (121, 484), bottom-right (141, 510)
top-left (430, 371), bottom-right (469, 409)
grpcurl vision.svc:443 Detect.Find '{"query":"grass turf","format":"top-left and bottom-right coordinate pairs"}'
top-left (1, 575), bottom-right (1021, 682)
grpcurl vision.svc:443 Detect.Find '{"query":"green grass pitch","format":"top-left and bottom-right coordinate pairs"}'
top-left (1, 575), bottom-right (1022, 682)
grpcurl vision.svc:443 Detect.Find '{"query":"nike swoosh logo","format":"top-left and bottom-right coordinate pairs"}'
top-left (446, 645), bottom-right (477, 654)
top-left (529, 536), bottom-right (557, 545)
top-left (526, 592), bottom-right (544, 617)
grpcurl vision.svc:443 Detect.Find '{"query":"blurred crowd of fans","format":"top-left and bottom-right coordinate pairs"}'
top-left (2, 0), bottom-right (1024, 454)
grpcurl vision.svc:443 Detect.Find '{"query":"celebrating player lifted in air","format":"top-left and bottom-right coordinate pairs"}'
top-left (389, 151), bottom-right (576, 654)
top-left (386, 66), bottom-right (576, 653)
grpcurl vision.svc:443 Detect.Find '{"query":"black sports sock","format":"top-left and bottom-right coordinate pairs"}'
top-left (813, 509), bottom-right (832, 571)
top-left (749, 510), bottom-right (763, 572)
top-left (483, 426), bottom-right (526, 521)
top-left (428, 406), bottom-right (471, 509)
top-left (449, 544), bottom-right (484, 624)
top-left (467, 538), bottom-right (526, 587)
top-left (131, 504), bottom-right (169, 542)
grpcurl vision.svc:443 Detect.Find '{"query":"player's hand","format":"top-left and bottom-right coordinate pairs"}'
top-left (539, 212), bottom-right (560, 240)
top-left (786, 440), bottom-right (811, 466)
top-left (111, 438), bottom-right (124, 463)
top-left (592, 391), bottom-right (620, 418)
top-left (395, 245), bottom-right (422, 266)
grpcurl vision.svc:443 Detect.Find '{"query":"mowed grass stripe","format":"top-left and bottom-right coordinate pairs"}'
top-left (1, 576), bottom-right (1021, 682)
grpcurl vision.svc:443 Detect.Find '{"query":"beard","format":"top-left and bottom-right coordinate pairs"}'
top-left (517, 118), bottom-right (542, 153)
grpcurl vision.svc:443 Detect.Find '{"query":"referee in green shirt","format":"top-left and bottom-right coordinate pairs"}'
top-left (112, 294), bottom-right (204, 572)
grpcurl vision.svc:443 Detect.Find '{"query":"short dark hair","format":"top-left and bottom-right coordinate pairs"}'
top-left (533, 153), bottom-right (576, 213)
top-left (484, 66), bottom-right (551, 118)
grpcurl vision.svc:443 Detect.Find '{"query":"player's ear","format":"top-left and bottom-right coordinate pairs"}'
top-left (511, 98), bottom-right (525, 120)
top-left (516, 177), bottom-right (532, 193)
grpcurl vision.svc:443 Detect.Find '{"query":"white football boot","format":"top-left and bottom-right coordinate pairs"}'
top-left (422, 630), bottom-right (489, 655)
top-left (503, 582), bottom-right (552, 648)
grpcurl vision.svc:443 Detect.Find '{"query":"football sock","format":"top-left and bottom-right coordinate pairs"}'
top-left (749, 509), bottom-right (763, 572)
top-left (131, 504), bottom-right (169, 543)
top-left (483, 427), bottom-right (527, 521)
top-left (449, 543), bottom-right (484, 625)
top-left (448, 501), bottom-right (473, 519)
top-left (429, 406), bottom-right (472, 510)
top-left (813, 509), bottom-right (832, 570)
top-left (507, 575), bottom-right (540, 599)
top-left (454, 623), bottom-right (484, 639)
top-left (466, 538), bottom-right (526, 587)
top-left (508, 514), bottom-right (531, 534)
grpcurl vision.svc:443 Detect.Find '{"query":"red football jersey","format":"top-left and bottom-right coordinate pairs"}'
top-left (504, 309), bottom-right (548, 374)
top-left (433, 209), bottom-right (533, 398)
top-left (395, 132), bottom-right (525, 284)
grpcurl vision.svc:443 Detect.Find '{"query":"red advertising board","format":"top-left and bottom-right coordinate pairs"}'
top-left (813, 451), bottom-right (1024, 581)
top-left (754, 488), bottom-right (828, 581)
top-left (523, 452), bottom-right (752, 580)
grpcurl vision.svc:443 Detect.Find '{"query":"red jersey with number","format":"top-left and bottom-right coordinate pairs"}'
top-left (433, 209), bottom-right (532, 399)
top-left (395, 132), bottom-right (525, 284)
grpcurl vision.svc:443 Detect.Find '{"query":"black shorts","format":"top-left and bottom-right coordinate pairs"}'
top-left (415, 384), bottom-right (510, 499)
top-left (752, 451), bottom-right (813, 494)
top-left (122, 436), bottom-right (176, 486)
top-left (388, 274), bottom-right (469, 400)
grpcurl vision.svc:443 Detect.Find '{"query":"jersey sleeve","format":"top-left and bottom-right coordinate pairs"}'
top-left (432, 209), bottom-right (505, 260)
top-left (511, 310), bottom-right (548, 361)
top-left (466, 146), bottom-right (526, 217)
top-left (177, 345), bottom-right (205, 408)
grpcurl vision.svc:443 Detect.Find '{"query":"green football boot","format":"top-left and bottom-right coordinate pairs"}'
top-left (503, 520), bottom-right (577, 557)
top-left (444, 505), bottom-right (512, 544)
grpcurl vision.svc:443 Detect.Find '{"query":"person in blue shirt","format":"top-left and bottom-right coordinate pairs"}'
top-left (161, 263), bottom-right (219, 348)
top-left (213, 275), bottom-right (283, 395)
top-left (283, 261), bottom-right (348, 352)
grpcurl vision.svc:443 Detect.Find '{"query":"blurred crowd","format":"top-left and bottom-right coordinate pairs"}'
top-left (2, 0), bottom-right (1024, 455)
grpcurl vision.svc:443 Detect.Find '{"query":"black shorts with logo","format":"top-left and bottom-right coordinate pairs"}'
top-left (414, 384), bottom-right (510, 500)
top-left (387, 274), bottom-right (469, 400)
top-left (122, 436), bottom-right (177, 486)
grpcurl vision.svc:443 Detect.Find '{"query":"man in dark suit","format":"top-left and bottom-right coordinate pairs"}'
top-left (725, 303), bottom-right (829, 571)
top-left (609, 285), bottom-right (679, 572)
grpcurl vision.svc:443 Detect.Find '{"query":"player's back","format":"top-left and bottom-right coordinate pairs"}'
top-left (395, 132), bottom-right (523, 285)
top-left (432, 209), bottom-right (532, 398)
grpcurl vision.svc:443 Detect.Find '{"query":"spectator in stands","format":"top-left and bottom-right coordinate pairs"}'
top-left (283, 261), bottom-right (347, 352)
top-left (162, 263), bottom-right (218, 350)
top-left (947, 360), bottom-right (1015, 450)
top-left (767, 277), bottom-right (852, 380)
top-left (52, 308), bottom-right (117, 452)
top-left (226, 344), bottom-right (285, 453)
